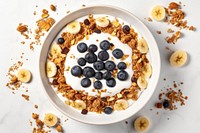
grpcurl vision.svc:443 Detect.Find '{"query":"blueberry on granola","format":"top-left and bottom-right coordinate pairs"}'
top-left (93, 60), bottom-right (105, 71)
top-left (94, 81), bottom-right (102, 89)
top-left (83, 19), bottom-right (90, 25)
top-left (103, 71), bottom-right (112, 80)
top-left (117, 70), bottom-right (128, 81)
top-left (100, 40), bottom-right (110, 50)
top-left (98, 51), bottom-right (109, 61)
top-left (122, 25), bottom-right (130, 34)
top-left (104, 106), bottom-right (113, 114)
top-left (117, 62), bottom-right (127, 70)
top-left (112, 49), bottom-right (124, 59)
top-left (163, 100), bottom-right (170, 108)
top-left (83, 66), bottom-right (95, 78)
top-left (105, 61), bottom-right (116, 71)
top-left (78, 58), bottom-right (86, 66)
top-left (95, 72), bottom-right (103, 80)
top-left (81, 78), bottom-right (91, 87)
top-left (71, 65), bottom-right (82, 77)
top-left (57, 37), bottom-right (65, 44)
top-left (106, 78), bottom-right (116, 87)
top-left (88, 44), bottom-right (98, 53)
top-left (77, 42), bottom-right (88, 53)
top-left (85, 52), bottom-right (97, 63)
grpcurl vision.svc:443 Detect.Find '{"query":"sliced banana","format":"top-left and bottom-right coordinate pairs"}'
top-left (137, 38), bottom-right (149, 54)
top-left (134, 116), bottom-right (150, 132)
top-left (50, 44), bottom-right (61, 56)
top-left (46, 61), bottom-right (57, 78)
top-left (114, 99), bottom-right (129, 111)
top-left (170, 50), bottom-right (187, 67)
top-left (137, 76), bottom-right (148, 90)
top-left (44, 113), bottom-right (58, 127)
top-left (96, 17), bottom-right (110, 28)
top-left (17, 69), bottom-right (31, 83)
top-left (66, 21), bottom-right (81, 34)
top-left (142, 63), bottom-right (152, 78)
top-left (151, 5), bottom-right (166, 21)
top-left (73, 100), bottom-right (86, 110)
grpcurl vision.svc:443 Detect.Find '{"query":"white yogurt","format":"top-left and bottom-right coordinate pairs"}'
top-left (64, 33), bottom-right (133, 97)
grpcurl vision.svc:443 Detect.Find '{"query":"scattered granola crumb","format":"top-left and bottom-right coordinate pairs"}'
top-left (125, 121), bottom-right (128, 124)
top-left (147, 17), bottom-right (152, 22)
top-left (32, 113), bottom-right (50, 133)
top-left (22, 94), bottom-right (30, 101)
top-left (82, 4), bottom-right (86, 7)
top-left (165, 31), bottom-right (181, 44)
top-left (156, 31), bottom-right (161, 34)
top-left (56, 124), bottom-right (63, 132)
top-left (66, 11), bottom-right (70, 14)
top-left (34, 104), bottom-right (38, 109)
top-left (50, 4), bottom-right (56, 11)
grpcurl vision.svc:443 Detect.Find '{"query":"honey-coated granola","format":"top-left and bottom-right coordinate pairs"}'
top-left (48, 15), bottom-right (150, 113)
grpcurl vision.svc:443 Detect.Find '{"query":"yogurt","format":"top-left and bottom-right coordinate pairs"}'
top-left (64, 33), bottom-right (133, 97)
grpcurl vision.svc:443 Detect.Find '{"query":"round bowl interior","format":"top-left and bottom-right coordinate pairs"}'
top-left (39, 5), bottom-right (161, 125)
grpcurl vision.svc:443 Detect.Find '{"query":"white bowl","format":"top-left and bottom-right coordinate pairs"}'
top-left (39, 5), bottom-right (161, 125)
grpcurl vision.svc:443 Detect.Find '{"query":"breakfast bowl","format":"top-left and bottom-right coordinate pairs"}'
top-left (39, 5), bottom-right (161, 125)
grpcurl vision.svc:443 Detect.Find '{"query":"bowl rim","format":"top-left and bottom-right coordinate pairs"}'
top-left (39, 4), bottom-right (161, 125)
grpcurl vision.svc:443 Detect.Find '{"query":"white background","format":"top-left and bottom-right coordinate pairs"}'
top-left (0, 0), bottom-right (200, 133)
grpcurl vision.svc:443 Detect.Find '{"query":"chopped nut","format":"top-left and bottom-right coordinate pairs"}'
top-left (168, 2), bottom-right (179, 10)
top-left (17, 24), bottom-right (28, 33)
top-left (56, 124), bottom-right (63, 132)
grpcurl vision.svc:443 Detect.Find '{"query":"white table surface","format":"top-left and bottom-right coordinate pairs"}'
top-left (0, 0), bottom-right (200, 132)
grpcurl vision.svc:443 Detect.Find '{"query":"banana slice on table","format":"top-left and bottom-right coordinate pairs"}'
top-left (114, 99), bottom-right (129, 111)
top-left (50, 44), bottom-right (61, 56)
top-left (142, 63), bottom-right (152, 78)
top-left (96, 17), bottom-right (110, 27)
top-left (170, 50), bottom-right (187, 67)
top-left (134, 116), bottom-right (150, 132)
top-left (137, 38), bottom-right (149, 54)
top-left (44, 113), bottom-right (58, 127)
top-left (66, 21), bottom-right (81, 34)
top-left (17, 69), bottom-right (31, 83)
top-left (46, 61), bottom-right (57, 78)
top-left (151, 5), bottom-right (166, 21)
top-left (73, 100), bottom-right (86, 110)
top-left (137, 76), bottom-right (148, 90)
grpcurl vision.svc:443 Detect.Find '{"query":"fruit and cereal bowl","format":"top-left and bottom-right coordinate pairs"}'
top-left (39, 5), bottom-right (160, 125)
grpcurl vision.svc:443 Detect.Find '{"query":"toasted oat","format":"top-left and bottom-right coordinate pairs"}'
top-left (50, 4), bottom-right (56, 11)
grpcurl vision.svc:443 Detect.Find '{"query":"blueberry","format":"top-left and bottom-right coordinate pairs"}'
top-left (98, 51), bottom-right (109, 61)
top-left (105, 61), bottom-right (116, 71)
top-left (122, 25), bottom-right (130, 34)
top-left (57, 37), bottom-right (65, 44)
top-left (104, 106), bottom-right (113, 114)
top-left (112, 49), bottom-right (124, 59)
top-left (88, 44), bottom-right (98, 53)
top-left (84, 19), bottom-right (90, 25)
top-left (93, 60), bottom-right (104, 71)
top-left (103, 71), bottom-right (112, 80)
top-left (83, 67), bottom-right (95, 78)
top-left (106, 78), bottom-right (116, 87)
top-left (77, 42), bottom-right (87, 53)
top-left (100, 40), bottom-right (110, 50)
top-left (81, 78), bottom-right (91, 87)
top-left (94, 81), bottom-right (102, 89)
top-left (117, 70), bottom-right (128, 81)
top-left (85, 52), bottom-right (97, 63)
top-left (117, 62), bottom-right (127, 70)
top-left (95, 72), bottom-right (103, 80)
top-left (78, 58), bottom-right (86, 66)
top-left (71, 65), bottom-right (82, 77)
top-left (163, 100), bottom-right (170, 108)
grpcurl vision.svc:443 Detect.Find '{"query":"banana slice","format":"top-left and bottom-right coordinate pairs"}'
top-left (134, 116), bottom-right (150, 132)
top-left (46, 61), bottom-right (57, 78)
top-left (142, 63), bottom-right (152, 78)
top-left (50, 44), bottom-right (61, 56)
top-left (151, 5), bottom-right (166, 21)
top-left (17, 69), bottom-right (31, 83)
top-left (66, 21), bottom-right (81, 34)
top-left (44, 113), bottom-right (58, 127)
top-left (170, 50), bottom-right (187, 67)
top-left (114, 99), bottom-right (129, 111)
top-left (96, 17), bottom-right (110, 27)
top-left (137, 38), bottom-right (149, 54)
top-left (137, 76), bottom-right (148, 90)
top-left (73, 100), bottom-right (86, 110)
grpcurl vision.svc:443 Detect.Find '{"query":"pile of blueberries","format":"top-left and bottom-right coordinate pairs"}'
top-left (71, 40), bottom-right (129, 90)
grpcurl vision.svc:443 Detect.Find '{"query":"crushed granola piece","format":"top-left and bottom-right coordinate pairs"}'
top-left (22, 94), bottom-right (30, 101)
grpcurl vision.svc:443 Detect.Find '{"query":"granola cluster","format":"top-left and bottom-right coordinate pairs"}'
top-left (47, 15), bottom-right (150, 113)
